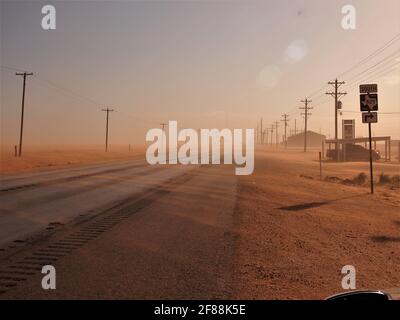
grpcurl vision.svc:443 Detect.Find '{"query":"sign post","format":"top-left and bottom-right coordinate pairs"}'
top-left (368, 121), bottom-right (374, 194)
top-left (319, 152), bottom-right (322, 180)
top-left (360, 84), bottom-right (378, 195)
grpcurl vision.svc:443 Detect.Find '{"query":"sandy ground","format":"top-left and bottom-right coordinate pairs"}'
top-left (232, 147), bottom-right (400, 299)
top-left (0, 145), bottom-right (399, 299)
top-left (0, 145), bottom-right (146, 174)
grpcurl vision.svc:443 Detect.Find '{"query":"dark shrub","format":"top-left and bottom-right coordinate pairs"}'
top-left (379, 173), bottom-right (391, 184)
top-left (391, 175), bottom-right (400, 187)
top-left (353, 172), bottom-right (367, 185)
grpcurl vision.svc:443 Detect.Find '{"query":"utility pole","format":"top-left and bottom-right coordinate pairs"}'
top-left (160, 122), bottom-right (167, 137)
top-left (274, 121), bottom-right (279, 147)
top-left (260, 118), bottom-right (263, 144)
top-left (256, 124), bottom-right (259, 144)
top-left (265, 129), bottom-right (268, 147)
top-left (294, 118), bottom-right (297, 135)
top-left (160, 123), bottom-right (167, 131)
top-left (269, 127), bottom-right (273, 145)
top-left (101, 108), bottom-right (114, 152)
top-left (281, 114), bottom-right (289, 148)
top-left (326, 79), bottom-right (347, 160)
top-left (160, 122), bottom-right (168, 153)
top-left (15, 72), bottom-right (33, 157)
top-left (270, 125), bottom-right (274, 145)
top-left (300, 99), bottom-right (313, 152)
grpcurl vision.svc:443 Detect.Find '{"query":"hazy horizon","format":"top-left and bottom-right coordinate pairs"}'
top-left (1, 0), bottom-right (399, 146)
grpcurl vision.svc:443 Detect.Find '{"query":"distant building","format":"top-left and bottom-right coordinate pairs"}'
top-left (286, 131), bottom-right (326, 148)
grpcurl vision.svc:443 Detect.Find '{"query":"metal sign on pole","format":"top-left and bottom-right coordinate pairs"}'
top-left (360, 84), bottom-right (378, 194)
top-left (360, 94), bottom-right (378, 112)
top-left (342, 119), bottom-right (355, 139)
top-left (362, 112), bottom-right (378, 124)
top-left (359, 84), bottom-right (378, 94)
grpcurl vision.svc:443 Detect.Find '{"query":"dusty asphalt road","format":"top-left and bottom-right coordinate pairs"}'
top-left (0, 160), bottom-right (237, 299)
top-left (0, 159), bottom-right (195, 247)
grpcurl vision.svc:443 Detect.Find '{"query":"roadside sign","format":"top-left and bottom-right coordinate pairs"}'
top-left (362, 112), bottom-right (378, 124)
top-left (359, 84), bottom-right (378, 195)
top-left (360, 93), bottom-right (378, 111)
top-left (360, 84), bottom-right (378, 94)
top-left (342, 119), bottom-right (355, 139)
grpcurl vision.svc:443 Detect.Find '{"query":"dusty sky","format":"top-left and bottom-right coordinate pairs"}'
top-left (1, 0), bottom-right (399, 146)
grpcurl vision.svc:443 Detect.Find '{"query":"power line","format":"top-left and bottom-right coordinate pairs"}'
top-left (344, 59), bottom-right (400, 90)
top-left (345, 62), bottom-right (400, 93)
top-left (344, 48), bottom-right (400, 84)
top-left (34, 75), bottom-right (104, 107)
top-left (362, 66), bottom-right (399, 84)
top-left (1, 65), bottom-right (27, 73)
top-left (337, 33), bottom-right (400, 78)
top-left (303, 32), bottom-right (400, 106)
top-left (2, 65), bottom-right (163, 129)
top-left (342, 110), bottom-right (400, 114)
top-left (2, 65), bottom-right (105, 107)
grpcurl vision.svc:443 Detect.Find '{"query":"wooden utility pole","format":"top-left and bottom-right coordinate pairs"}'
top-left (300, 99), bottom-right (313, 152)
top-left (260, 118), bottom-right (263, 144)
top-left (326, 79), bottom-right (347, 160)
top-left (269, 127), bottom-right (273, 145)
top-left (256, 124), bottom-right (259, 144)
top-left (274, 121), bottom-right (279, 147)
top-left (294, 118), bottom-right (297, 135)
top-left (270, 125), bottom-right (274, 145)
top-left (160, 122), bottom-right (168, 152)
top-left (281, 114), bottom-right (289, 148)
top-left (102, 108), bottom-right (114, 152)
top-left (16, 72), bottom-right (33, 157)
